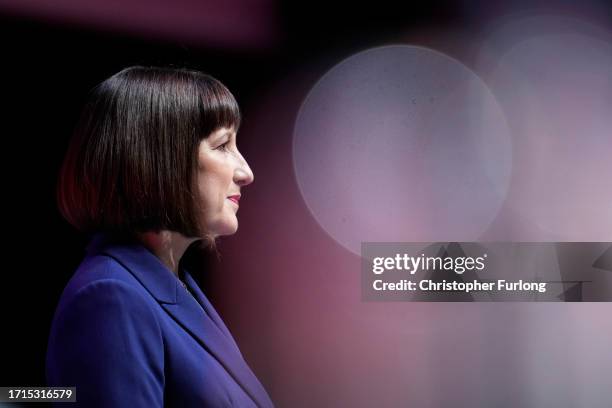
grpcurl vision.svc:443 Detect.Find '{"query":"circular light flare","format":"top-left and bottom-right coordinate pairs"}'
top-left (293, 45), bottom-right (513, 254)
top-left (481, 16), bottom-right (612, 240)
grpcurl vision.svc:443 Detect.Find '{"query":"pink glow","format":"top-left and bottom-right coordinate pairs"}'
top-left (479, 16), bottom-right (612, 240)
top-left (0, 0), bottom-right (278, 49)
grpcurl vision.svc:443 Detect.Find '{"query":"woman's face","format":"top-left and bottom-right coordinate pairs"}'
top-left (196, 126), bottom-right (254, 237)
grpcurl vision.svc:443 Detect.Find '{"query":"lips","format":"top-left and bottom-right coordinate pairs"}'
top-left (227, 195), bottom-right (240, 205)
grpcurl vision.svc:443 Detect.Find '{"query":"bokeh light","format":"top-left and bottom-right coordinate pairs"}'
top-left (293, 45), bottom-right (512, 254)
top-left (480, 16), bottom-right (612, 240)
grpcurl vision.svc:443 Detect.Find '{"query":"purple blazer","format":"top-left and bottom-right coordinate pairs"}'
top-left (46, 235), bottom-right (274, 407)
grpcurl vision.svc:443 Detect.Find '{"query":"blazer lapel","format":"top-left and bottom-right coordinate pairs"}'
top-left (86, 235), bottom-right (273, 408)
top-left (182, 271), bottom-right (239, 349)
top-left (163, 283), bottom-right (274, 408)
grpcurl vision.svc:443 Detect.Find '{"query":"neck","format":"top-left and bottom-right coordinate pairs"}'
top-left (137, 230), bottom-right (199, 276)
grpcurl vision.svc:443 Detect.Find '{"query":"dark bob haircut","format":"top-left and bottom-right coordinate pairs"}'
top-left (57, 66), bottom-right (241, 237)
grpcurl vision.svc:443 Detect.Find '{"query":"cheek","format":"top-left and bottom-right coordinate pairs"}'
top-left (198, 178), bottom-right (222, 211)
top-left (195, 166), bottom-right (238, 236)
top-left (197, 167), bottom-right (233, 212)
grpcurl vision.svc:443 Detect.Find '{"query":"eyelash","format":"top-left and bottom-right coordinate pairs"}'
top-left (216, 141), bottom-right (230, 151)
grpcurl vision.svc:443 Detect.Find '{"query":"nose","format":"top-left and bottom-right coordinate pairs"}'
top-left (234, 151), bottom-right (254, 187)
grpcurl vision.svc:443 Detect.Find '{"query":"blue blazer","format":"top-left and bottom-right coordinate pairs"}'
top-left (46, 235), bottom-right (274, 407)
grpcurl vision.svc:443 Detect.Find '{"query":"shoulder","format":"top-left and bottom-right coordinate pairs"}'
top-left (66, 253), bottom-right (144, 294)
top-left (46, 259), bottom-right (166, 404)
top-left (48, 255), bottom-right (164, 357)
top-left (54, 254), bottom-right (155, 320)
top-left (74, 253), bottom-right (140, 287)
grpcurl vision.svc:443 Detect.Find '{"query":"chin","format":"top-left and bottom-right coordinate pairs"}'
top-left (208, 219), bottom-right (238, 237)
top-left (222, 223), bottom-right (239, 236)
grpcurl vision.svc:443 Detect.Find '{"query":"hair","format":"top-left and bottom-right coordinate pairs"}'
top-left (57, 66), bottom-right (241, 238)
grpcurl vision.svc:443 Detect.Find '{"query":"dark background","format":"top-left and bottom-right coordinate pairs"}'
top-left (0, 0), bottom-right (463, 388)
top-left (1, 1), bottom-right (611, 406)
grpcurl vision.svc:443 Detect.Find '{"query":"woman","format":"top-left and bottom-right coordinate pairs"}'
top-left (46, 66), bottom-right (275, 407)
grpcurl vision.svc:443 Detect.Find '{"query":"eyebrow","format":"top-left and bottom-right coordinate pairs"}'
top-left (223, 131), bottom-right (237, 140)
top-left (210, 131), bottom-right (234, 147)
top-left (211, 131), bottom-right (228, 141)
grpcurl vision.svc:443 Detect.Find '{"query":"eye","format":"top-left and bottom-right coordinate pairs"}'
top-left (215, 141), bottom-right (230, 151)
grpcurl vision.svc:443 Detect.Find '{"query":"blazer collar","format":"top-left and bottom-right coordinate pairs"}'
top-left (86, 233), bottom-right (178, 304)
top-left (85, 233), bottom-right (274, 408)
